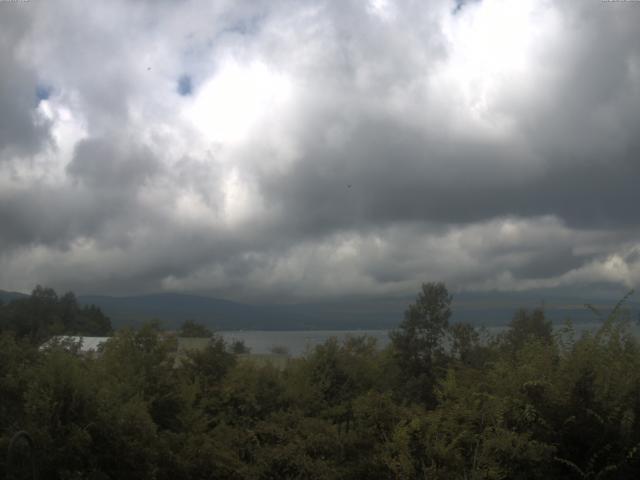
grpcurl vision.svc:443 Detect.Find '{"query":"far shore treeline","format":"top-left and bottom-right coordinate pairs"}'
top-left (1, 283), bottom-right (640, 478)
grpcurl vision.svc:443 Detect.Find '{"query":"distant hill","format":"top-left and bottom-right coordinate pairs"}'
top-left (3, 288), bottom-right (638, 331)
top-left (450, 289), bottom-right (640, 326)
top-left (0, 290), bottom-right (28, 304)
top-left (76, 293), bottom-right (402, 330)
top-left (77, 293), bottom-right (292, 330)
top-left (76, 291), bottom-right (640, 331)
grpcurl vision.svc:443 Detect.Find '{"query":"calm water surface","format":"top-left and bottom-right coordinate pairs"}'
top-left (220, 330), bottom-right (391, 356)
top-left (220, 322), bottom-right (640, 356)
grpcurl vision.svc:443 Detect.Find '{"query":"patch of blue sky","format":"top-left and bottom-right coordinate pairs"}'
top-left (36, 85), bottom-right (52, 104)
top-left (177, 74), bottom-right (193, 96)
top-left (453, 0), bottom-right (481, 15)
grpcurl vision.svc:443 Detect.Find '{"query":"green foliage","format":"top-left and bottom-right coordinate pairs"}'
top-left (180, 335), bottom-right (236, 389)
top-left (500, 307), bottom-right (553, 353)
top-left (232, 339), bottom-right (251, 354)
top-left (449, 322), bottom-right (490, 368)
top-left (390, 282), bottom-right (453, 406)
top-left (2, 285), bottom-right (640, 479)
top-left (269, 345), bottom-right (288, 355)
top-left (178, 319), bottom-right (213, 338)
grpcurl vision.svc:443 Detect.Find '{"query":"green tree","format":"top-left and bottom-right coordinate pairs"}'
top-left (390, 282), bottom-right (452, 406)
top-left (449, 322), bottom-right (487, 368)
top-left (178, 319), bottom-right (213, 338)
top-left (180, 335), bottom-right (236, 391)
top-left (0, 287), bottom-right (112, 342)
top-left (232, 339), bottom-right (251, 354)
top-left (501, 307), bottom-right (553, 353)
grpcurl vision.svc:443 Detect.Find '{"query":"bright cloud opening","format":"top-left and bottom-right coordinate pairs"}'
top-left (184, 60), bottom-right (292, 145)
top-left (437, 0), bottom-right (561, 128)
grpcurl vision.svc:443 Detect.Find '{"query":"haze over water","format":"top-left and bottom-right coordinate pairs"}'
top-left (221, 321), bottom-right (640, 356)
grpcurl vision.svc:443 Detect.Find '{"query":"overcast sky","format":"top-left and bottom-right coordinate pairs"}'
top-left (1, 0), bottom-right (640, 302)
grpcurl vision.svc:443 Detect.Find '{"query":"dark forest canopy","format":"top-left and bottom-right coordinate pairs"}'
top-left (0, 286), bottom-right (112, 342)
top-left (0, 283), bottom-right (639, 479)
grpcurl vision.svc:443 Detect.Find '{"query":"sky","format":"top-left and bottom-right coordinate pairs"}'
top-left (1, 0), bottom-right (640, 303)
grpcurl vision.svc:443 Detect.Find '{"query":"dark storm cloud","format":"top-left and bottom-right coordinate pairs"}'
top-left (252, 1), bottom-right (640, 235)
top-left (67, 137), bottom-right (161, 189)
top-left (0, 132), bottom-right (167, 253)
top-left (257, 118), bottom-right (534, 234)
top-left (259, 117), bottom-right (640, 235)
top-left (0, 182), bottom-right (142, 251)
top-left (0, 9), bottom-right (51, 157)
top-left (499, 247), bottom-right (587, 281)
top-left (1, 0), bottom-right (640, 299)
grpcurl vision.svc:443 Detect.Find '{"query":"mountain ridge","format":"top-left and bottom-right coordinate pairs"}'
top-left (2, 289), bottom-right (638, 331)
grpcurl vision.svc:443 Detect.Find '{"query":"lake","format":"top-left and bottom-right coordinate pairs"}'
top-left (220, 321), bottom-right (640, 356)
top-left (220, 330), bottom-right (391, 356)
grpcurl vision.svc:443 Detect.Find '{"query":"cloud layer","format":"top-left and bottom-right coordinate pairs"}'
top-left (1, 0), bottom-right (640, 301)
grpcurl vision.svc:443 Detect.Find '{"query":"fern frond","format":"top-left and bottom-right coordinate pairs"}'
top-left (585, 303), bottom-right (604, 321)
top-left (595, 464), bottom-right (618, 480)
top-left (554, 456), bottom-right (585, 478)
top-left (609, 289), bottom-right (635, 320)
